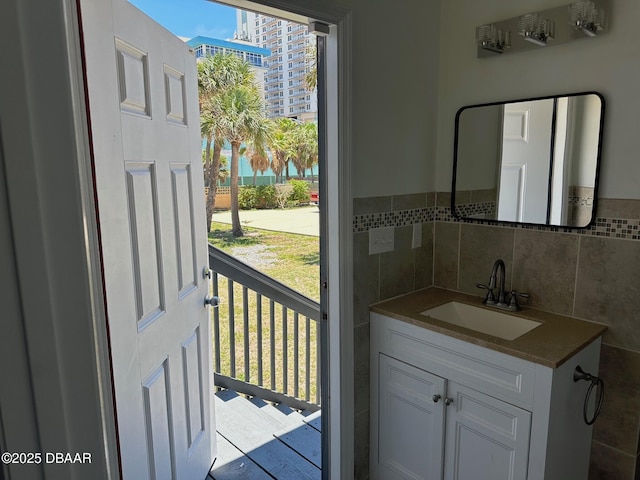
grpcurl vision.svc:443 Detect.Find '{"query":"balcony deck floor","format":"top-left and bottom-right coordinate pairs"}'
top-left (208, 390), bottom-right (321, 480)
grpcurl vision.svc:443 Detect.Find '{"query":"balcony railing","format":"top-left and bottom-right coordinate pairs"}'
top-left (208, 244), bottom-right (321, 412)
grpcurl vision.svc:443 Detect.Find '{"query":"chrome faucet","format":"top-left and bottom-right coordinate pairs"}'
top-left (477, 259), bottom-right (530, 311)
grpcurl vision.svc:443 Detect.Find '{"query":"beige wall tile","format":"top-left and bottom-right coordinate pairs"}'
top-left (458, 224), bottom-right (515, 297)
top-left (589, 441), bottom-right (637, 480)
top-left (592, 345), bottom-right (640, 455)
top-left (436, 191), bottom-right (458, 207)
top-left (575, 237), bottom-right (640, 350)
top-left (353, 232), bottom-right (379, 327)
top-left (512, 230), bottom-right (579, 315)
top-left (354, 410), bottom-right (370, 480)
top-left (470, 188), bottom-right (497, 204)
top-left (353, 196), bottom-right (392, 215)
top-left (434, 222), bottom-right (460, 289)
top-left (415, 222), bottom-right (434, 290)
top-left (380, 226), bottom-right (415, 299)
top-left (354, 322), bottom-right (370, 416)
top-left (392, 193), bottom-right (427, 211)
top-left (573, 205), bottom-right (594, 226)
top-left (596, 199), bottom-right (640, 220)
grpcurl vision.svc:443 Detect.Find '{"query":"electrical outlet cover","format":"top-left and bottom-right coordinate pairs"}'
top-left (412, 223), bottom-right (422, 249)
top-left (369, 226), bottom-right (394, 254)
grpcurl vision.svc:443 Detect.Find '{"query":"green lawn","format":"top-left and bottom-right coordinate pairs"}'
top-left (208, 221), bottom-right (320, 301)
top-left (208, 221), bottom-right (320, 403)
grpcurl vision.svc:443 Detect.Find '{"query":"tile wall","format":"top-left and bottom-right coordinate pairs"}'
top-left (352, 192), bottom-right (435, 480)
top-left (352, 193), bottom-right (640, 480)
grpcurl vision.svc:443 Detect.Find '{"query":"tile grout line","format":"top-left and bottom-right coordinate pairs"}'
top-left (456, 223), bottom-right (461, 291)
top-left (572, 235), bottom-right (581, 317)
top-left (511, 228), bottom-right (517, 291)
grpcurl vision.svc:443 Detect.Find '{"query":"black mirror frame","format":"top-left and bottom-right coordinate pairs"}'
top-left (451, 91), bottom-right (605, 229)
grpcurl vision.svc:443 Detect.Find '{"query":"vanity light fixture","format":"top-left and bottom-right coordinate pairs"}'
top-left (569, 0), bottom-right (605, 37)
top-left (475, 0), bottom-right (609, 58)
top-left (476, 24), bottom-right (511, 54)
top-left (518, 13), bottom-right (555, 46)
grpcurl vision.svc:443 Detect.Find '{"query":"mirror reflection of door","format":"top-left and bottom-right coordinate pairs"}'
top-left (498, 100), bottom-right (554, 223)
top-left (453, 93), bottom-right (603, 228)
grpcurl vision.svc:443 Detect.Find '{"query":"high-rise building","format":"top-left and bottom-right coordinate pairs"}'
top-left (186, 36), bottom-right (270, 98)
top-left (236, 10), bottom-right (317, 122)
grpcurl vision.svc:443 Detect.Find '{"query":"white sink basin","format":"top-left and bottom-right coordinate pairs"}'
top-left (420, 301), bottom-right (541, 341)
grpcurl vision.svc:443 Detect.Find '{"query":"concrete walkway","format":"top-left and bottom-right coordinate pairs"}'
top-left (210, 206), bottom-right (319, 237)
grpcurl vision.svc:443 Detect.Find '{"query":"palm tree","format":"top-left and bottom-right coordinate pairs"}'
top-left (241, 141), bottom-right (270, 185)
top-left (290, 121), bottom-right (318, 180)
top-left (217, 84), bottom-right (270, 237)
top-left (197, 53), bottom-right (255, 232)
top-left (267, 117), bottom-right (296, 182)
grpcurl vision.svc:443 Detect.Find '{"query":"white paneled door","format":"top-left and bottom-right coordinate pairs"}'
top-left (80, 1), bottom-right (216, 478)
top-left (499, 100), bottom-right (554, 224)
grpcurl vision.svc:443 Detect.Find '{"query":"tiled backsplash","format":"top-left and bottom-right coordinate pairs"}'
top-left (352, 193), bottom-right (640, 480)
top-left (353, 195), bottom-right (640, 241)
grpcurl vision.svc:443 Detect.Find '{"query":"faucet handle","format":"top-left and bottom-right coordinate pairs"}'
top-left (477, 283), bottom-right (496, 305)
top-left (508, 290), bottom-right (530, 310)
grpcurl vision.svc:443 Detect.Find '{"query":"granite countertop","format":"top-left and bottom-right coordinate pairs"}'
top-left (370, 287), bottom-right (607, 368)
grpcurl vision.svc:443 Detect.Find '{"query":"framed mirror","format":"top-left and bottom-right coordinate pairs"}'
top-left (452, 92), bottom-right (604, 227)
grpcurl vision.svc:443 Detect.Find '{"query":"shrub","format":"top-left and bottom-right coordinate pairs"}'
top-left (254, 185), bottom-right (277, 209)
top-left (275, 184), bottom-right (294, 209)
top-left (238, 182), bottom-right (311, 209)
top-left (238, 186), bottom-right (257, 209)
top-left (288, 179), bottom-right (310, 205)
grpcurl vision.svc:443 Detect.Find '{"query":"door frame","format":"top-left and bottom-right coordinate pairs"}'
top-left (0, 0), bottom-right (119, 477)
top-left (0, 0), bottom-right (353, 478)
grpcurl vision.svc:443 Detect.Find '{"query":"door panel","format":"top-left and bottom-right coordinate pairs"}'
top-left (80, 0), bottom-right (215, 478)
top-left (142, 361), bottom-right (176, 480)
top-left (125, 162), bottom-right (165, 328)
top-left (182, 327), bottom-right (206, 450)
top-left (443, 382), bottom-right (531, 480)
top-left (497, 164), bottom-right (525, 223)
top-left (171, 163), bottom-right (198, 299)
top-left (378, 354), bottom-right (445, 480)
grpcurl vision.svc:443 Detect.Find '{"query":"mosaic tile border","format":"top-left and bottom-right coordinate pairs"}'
top-left (453, 201), bottom-right (496, 219)
top-left (352, 207), bottom-right (434, 233)
top-left (569, 195), bottom-right (594, 207)
top-left (353, 204), bottom-right (640, 241)
top-left (583, 218), bottom-right (640, 240)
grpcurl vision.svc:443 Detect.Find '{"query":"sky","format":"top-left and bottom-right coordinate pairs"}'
top-left (129, 0), bottom-right (237, 40)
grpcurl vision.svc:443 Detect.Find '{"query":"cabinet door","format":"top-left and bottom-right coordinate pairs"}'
top-left (443, 382), bottom-right (531, 480)
top-left (378, 354), bottom-right (446, 480)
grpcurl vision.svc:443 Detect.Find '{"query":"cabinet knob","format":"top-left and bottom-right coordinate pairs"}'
top-left (432, 394), bottom-right (441, 403)
top-left (444, 397), bottom-right (454, 406)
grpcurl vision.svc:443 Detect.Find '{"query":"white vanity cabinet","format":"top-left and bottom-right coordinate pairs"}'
top-left (377, 354), bottom-right (531, 480)
top-left (370, 312), bottom-right (602, 480)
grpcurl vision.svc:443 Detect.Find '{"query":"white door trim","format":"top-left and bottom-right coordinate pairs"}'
top-left (0, 0), bottom-right (118, 478)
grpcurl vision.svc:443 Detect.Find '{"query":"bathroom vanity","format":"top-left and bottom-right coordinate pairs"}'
top-left (370, 288), bottom-right (607, 480)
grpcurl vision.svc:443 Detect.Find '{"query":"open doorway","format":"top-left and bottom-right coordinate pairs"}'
top-left (127, 2), bottom-right (326, 477)
top-left (77, 0), bottom-right (351, 478)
